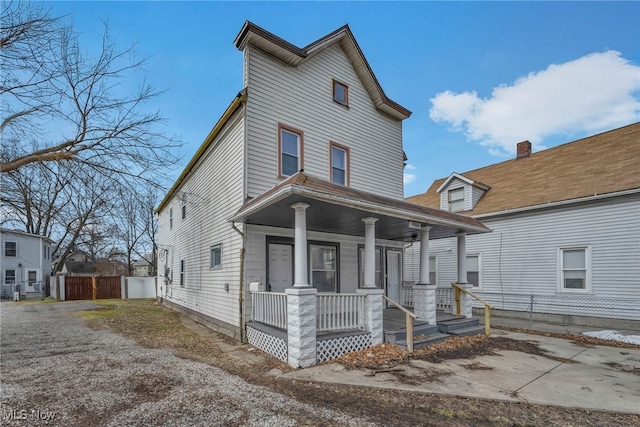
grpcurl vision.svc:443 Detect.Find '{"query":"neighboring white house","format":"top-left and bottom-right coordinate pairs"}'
top-left (156, 21), bottom-right (489, 367)
top-left (133, 258), bottom-right (154, 277)
top-left (406, 123), bottom-right (640, 321)
top-left (1, 228), bottom-right (54, 298)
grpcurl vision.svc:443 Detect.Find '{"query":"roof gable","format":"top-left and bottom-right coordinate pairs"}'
top-left (436, 173), bottom-right (490, 193)
top-left (234, 21), bottom-right (411, 120)
top-left (408, 122), bottom-right (640, 215)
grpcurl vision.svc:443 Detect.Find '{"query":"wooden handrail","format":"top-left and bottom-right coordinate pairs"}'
top-left (383, 296), bottom-right (417, 353)
top-left (452, 283), bottom-right (493, 336)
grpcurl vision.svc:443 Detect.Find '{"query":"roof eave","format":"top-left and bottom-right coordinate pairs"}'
top-left (155, 90), bottom-right (247, 214)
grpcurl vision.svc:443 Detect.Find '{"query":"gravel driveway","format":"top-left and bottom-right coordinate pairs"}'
top-left (0, 301), bottom-right (376, 426)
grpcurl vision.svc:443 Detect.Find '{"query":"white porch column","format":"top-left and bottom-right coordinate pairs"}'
top-left (292, 202), bottom-right (310, 288)
top-left (414, 226), bottom-right (436, 324)
top-left (286, 287), bottom-right (317, 367)
top-left (286, 202), bottom-right (317, 368)
top-left (457, 231), bottom-right (467, 284)
top-left (456, 231), bottom-right (473, 318)
top-left (357, 217), bottom-right (384, 345)
top-left (362, 217), bottom-right (378, 289)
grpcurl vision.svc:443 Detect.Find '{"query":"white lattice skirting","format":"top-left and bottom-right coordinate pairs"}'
top-left (246, 326), bottom-right (288, 362)
top-left (317, 333), bottom-right (372, 363)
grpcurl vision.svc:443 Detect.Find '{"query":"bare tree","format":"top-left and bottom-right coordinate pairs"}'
top-left (1, 3), bottom-right (179, 270)
top-left (0, 2), bottom-right (179, 177)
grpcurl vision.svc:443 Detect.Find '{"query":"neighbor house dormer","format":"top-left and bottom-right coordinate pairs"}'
top-left (436, 173), bottom-right (490, 212)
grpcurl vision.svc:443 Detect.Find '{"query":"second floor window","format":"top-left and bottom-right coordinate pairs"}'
top-left (330, 142), bottom-right (350, 186)
top-left (448, 188), bottom-right (465, 212)
top-left (181, 193), bottom-right (187, 219)
top-left (170, 208), bottom-right (173, 229)
top-left (333, 80), bottom-right (348, 106)
top-left (4, 242), bottom-right (16, 257)
top-left (278, 124), bottom-right (303, 177)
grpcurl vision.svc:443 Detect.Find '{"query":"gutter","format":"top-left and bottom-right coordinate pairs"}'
top-left (231, 222), bottom-right (246, 343)
top-left (473, 188), bottom-right (640, 220)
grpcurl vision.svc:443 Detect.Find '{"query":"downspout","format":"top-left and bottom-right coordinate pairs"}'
top-left (232, 221), bottom-right (246, 343)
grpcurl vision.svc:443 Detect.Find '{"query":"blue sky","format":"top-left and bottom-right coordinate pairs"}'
top-left (49, 1), bottom-right (640, 197)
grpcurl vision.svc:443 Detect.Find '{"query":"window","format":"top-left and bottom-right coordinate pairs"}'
top-left (429, 256), bottom-right (437, 285)
top-left (278, 124), bottom-right (304, 177)
top-left (466, 254), bottom-right (480, 288)
top-left (358, 246), bottom-right (383, 288)
top-left (5, 270), bottom-right (15, 285)
top-left (210, 244), bottom-right (222, 270)
top-left (560, 247), bottom-right (589, 291)
top-left (181, 193), bottom-right (187, 219)
top-left (4, 241), bottom-right (16, 257)
top-left (332, 79), bottom-right (348, 106)
top-left (310, 244), bottom-right (338, 292)
top-left (330, 142), bottom-right (350, 186)
top-left (448, 188), bottom-right (465, 212)
top-left (180, 260), bottom-right (185, 287)
top-left (170, 208), bottom-right (173, 229)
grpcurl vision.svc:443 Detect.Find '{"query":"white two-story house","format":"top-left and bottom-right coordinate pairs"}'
top-left (1, 228), bottom-right (54, 298)
top-left (155, 22), bottom-right (488, 367)
top-left (406, 123), bottom-right (640, 323)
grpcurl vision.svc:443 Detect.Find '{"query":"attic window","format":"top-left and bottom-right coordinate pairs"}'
top-left (448, 188), bottom-right (465, 212)
top-left (333, 80), bottom-right (348, 107)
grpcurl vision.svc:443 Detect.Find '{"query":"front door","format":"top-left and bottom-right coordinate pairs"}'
top-left (25, 269), bottom-right (39, 293)
top-left (268, 244), bottom-right (293, 292)
top-left (386, 251), bottom-right (402, 305)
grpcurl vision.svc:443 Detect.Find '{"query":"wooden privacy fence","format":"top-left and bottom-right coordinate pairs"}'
top-left (65, 276), bottom-right (121, 300)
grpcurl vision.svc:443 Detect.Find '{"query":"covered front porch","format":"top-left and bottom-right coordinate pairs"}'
top-left (232, 173), bottom-right (490, 368)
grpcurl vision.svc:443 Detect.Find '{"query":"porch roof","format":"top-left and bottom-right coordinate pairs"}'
top-left (230, 173), bottom-right (490, 240)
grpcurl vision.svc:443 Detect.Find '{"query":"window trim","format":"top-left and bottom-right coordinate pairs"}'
top-left (210, 243), bottom-right (223, 270)
top-left (309, 242), bottom-right (340, 293)
top-left (357, 245), bottom-right (384, 289)
top-left (4, 241), bottom-right (16, 257)
top-left (180, 260), bottom-right (185, 287)
top-left (558, 246), bottom-right (591, 293)
top-left (277, 123), bottom-right (304, 178)
top-left (169, 207), bottom-right (173, 229)
top-left (329, 141), bottom-right (350, 186)
top-left (448, 187), bottom-right (465, 212)
top-left (466, 253), bottom-right (481, 289)
top-left (181, 193), bottom-right (187, 220)
top-left (5, 269), bottom-right (16, 285)
top-left (429, 255), bottom-right (438, 286)
top-left (332, 79), bottom-right (349, 107)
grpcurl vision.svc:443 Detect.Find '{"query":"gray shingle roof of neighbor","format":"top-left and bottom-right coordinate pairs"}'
top-left (407, 122), bottom-right (640, 216)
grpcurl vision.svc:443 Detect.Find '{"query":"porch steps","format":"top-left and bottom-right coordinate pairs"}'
top-left (437, 316), bottom-right (485, 337)
top-left (384, 324), bottom-right (449, 350)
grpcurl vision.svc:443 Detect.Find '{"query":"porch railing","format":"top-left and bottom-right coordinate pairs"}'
top-left (251, 291), bottom-right (287, 330)
top-left (383, 295), bottom-right (418, 353)
top-left (452, 283), bottom-right (493, 336)
top-left (317, 294), bottom-right (366, 332)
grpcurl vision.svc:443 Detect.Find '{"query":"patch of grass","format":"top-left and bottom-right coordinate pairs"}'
top-left (431, 407), bottom-right (470, 419)
top-left (11, 297), bottom-right (60, 304)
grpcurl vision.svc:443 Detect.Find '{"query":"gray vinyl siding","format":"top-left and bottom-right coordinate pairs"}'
top-left (407, 194), bottom-right (640, 318)
top-left (244, 44), bottom-right (404, 199)
top-left (156, 109), bottom-right (246, 329)
top-left (471, 186), bottom-right (485, 209)
top-left (439, 178), bottom-right (470, 211)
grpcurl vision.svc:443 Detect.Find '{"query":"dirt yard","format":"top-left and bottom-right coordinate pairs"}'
top-left (2, 299), bottom-right (638, 426)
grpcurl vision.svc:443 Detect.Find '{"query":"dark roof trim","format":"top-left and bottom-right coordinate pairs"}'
top-left (155, 89), bottom-right (247, 214)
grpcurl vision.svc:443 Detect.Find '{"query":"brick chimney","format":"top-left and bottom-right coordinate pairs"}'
top-left (516, 140), bottom-right (532, 159)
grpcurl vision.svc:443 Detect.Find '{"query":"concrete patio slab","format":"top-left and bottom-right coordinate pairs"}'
top-left (280, 330), bottom-right (640, 414)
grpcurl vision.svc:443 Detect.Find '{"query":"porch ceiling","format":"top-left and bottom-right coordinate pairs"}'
top-left (230, 173), bottom-right (491, 241)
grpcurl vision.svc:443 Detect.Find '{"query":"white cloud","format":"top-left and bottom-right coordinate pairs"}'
top-left (429, 51), bottom-right (640, 154)
top-left (403, 164), bottom-right (417, 184)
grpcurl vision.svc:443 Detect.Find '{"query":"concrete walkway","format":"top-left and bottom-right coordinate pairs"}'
top-left (280, 329), bottom-right (640, 414)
